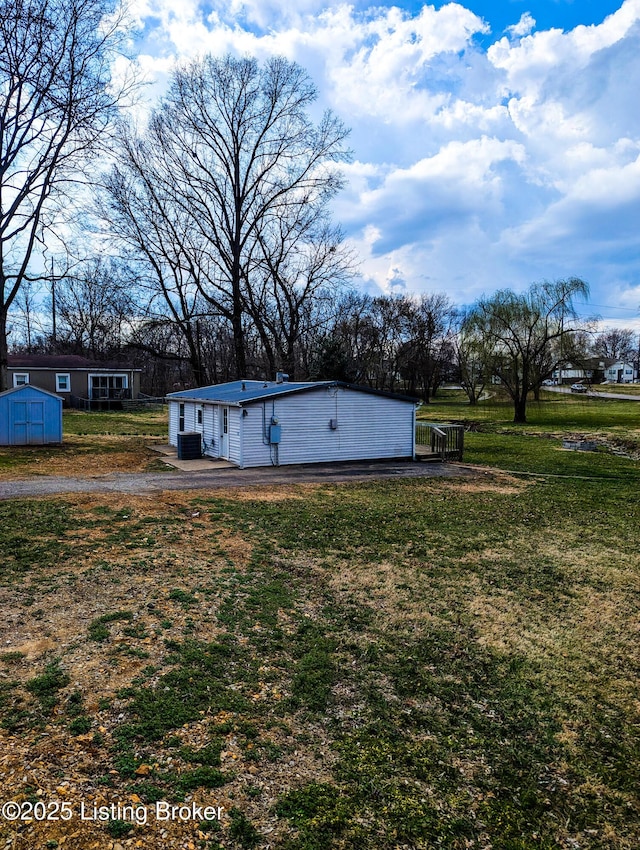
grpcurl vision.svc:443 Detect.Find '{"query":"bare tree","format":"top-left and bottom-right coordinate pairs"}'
top-left (0, 0), bottom-right (133, 389)
top-left (453, 310), bottom-right (492, 405)
top-left (592, 328), bottom-right (637, 363)
top-left (250, 213), bottom-right (357, 379)
top-left (103, 54), bottom-right (351, 380)
top-left (100, 133), bottom-right (217, 386)
top-left (53, 259), bottom-right (134, 358)
top-left (399, 294), bottom-right (457, 401)
top-left (9, 278), bottom-right (44, 352)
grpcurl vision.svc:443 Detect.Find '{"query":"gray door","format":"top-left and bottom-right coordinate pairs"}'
top-left (12, 400), bottom-right (45, 445)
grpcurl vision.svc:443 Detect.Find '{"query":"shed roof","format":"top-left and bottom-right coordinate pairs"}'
top-left (0, 383), bottom-right (62, 402)
top-left (166, 380), bottom-right (418, 406)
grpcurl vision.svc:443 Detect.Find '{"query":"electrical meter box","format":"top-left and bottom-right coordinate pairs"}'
top-left (269, 424), bottom-right (281, 444)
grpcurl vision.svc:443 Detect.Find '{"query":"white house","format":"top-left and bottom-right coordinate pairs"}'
top-left (603, 361), bottom-right (637, 383)
top-left (166, 379), bottom-right (418, 468)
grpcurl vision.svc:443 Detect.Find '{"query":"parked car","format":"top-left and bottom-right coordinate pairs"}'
top-left (570, 383), bottom-right (588, 393)
top-left (542, 379), bottom-right (554, 386)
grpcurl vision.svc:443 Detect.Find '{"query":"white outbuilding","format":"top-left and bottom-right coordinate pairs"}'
top-left (166, 378), bottom-right (417, 468)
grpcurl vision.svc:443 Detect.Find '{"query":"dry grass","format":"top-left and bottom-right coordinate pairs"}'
top-left (0, 435), bottom-right (166, 479)
top-left (0, 466), bottom-right (639, 849)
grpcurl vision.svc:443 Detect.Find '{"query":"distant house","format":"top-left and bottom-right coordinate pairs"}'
top-left (166, 377), bottom-right (418, 468)
top-left (7, 355), bottom-right (142, 408)
top-left (554, 358), bottom-right (637, 385)
top-left (554, 359), bottom-right (610, 385)
top-left (603, 361), bottom-right (637, 383)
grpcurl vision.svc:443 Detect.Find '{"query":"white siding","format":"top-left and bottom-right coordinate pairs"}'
top-left (167, 401), bottom-right (198, 447)
top-left (168, 402), bottom-right (179, 446)
top-left (240, 387), bottom-right (414, 468)
top-left (228, 407), bottom-right (242, 465)
top-left (202, 404), bottom-right (217, 456)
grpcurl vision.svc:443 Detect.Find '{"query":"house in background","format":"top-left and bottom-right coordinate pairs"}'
top-left (7, 355), bottom-right (142, 409)
top-left (554, 358), bottom-right (637, 385)
top-left (554, 359), bottom-right (609, 385)
top-left (166, 377), bottom-right (418, 468)
top-left (603, 360), bottom-right (637, 383)
top-left (0, 384), bottom-right (62, 445)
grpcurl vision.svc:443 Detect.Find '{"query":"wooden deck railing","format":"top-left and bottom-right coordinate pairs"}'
top-left (415, 422), bottom-right (464, 461)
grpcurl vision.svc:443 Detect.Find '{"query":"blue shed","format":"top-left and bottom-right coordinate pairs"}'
top-left (0, 384), bottom-right (63, 445)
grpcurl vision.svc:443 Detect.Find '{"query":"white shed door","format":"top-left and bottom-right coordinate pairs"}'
top-left (219, 406), bottom-right (229, 459)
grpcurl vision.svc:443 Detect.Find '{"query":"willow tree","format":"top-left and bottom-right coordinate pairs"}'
top-left (0, 0), bottom-right (131, 390)
top-left (469, 278), bottom-right (590, 423)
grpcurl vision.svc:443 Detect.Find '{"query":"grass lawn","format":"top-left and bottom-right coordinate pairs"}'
top-left (0, 396), bottom-right (638, 848)
top-left (420, 388), bottom-right (640, 472)
top-left (590, 384), bottom-right (640, 395)
top-left (0, 408), bottom-right (169, 477)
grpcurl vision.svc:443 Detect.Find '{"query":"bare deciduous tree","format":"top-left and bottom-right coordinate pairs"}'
top-left (0, 0), bottom-right (133, 389)
top-left (592, 328), bottom-right (637, 363)
top-left (54, 259), bottom-right (134, 358)
top-left (103, 54), bottom-right (351, 380)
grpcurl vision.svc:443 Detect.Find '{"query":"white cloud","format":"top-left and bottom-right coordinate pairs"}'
top-left (506, 13), bottom-right (536, 39)
top-left (122, 1), bottom-right (640, 318)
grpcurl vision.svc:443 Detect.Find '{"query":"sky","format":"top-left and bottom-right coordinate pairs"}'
top-left (124, 0), bottom-right (640, 328)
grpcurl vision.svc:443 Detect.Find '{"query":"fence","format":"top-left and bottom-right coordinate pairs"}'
top-left (415, 422), bottom-right (464, 461)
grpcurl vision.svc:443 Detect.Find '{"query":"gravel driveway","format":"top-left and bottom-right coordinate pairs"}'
top-left (0, 459), bottom-right (474, 500)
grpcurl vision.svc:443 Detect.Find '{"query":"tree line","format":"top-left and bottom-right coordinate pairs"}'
top-left (2, 1), bottom-right (636, 425)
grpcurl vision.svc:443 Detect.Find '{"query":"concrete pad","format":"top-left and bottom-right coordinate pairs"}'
top-left (160, 456), bottom-right (235, 471)
top-left (148, 443), bottom-right (234, 470)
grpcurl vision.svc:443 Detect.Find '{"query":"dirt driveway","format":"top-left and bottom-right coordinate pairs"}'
top-left (0, 459), bottom-right (474, 500)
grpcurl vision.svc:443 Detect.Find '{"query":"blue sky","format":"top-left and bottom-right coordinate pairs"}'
top-left (126, 0), bottom-right (640, 328)
top-left (445, 0), bottom-right (624, 38)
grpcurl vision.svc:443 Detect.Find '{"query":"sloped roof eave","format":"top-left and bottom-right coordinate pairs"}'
top-left (0, 384), bottom-right (63, 402)
top-left (166, 380), bottom-right (419, 406)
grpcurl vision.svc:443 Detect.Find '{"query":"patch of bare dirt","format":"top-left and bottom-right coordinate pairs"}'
top-left (0, 436), bottom-right (166, 479)
top-left (440, 475), bottom-right (531, 495)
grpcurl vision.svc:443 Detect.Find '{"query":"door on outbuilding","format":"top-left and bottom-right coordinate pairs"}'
top-left (12, 400), bottom-right (46, 444)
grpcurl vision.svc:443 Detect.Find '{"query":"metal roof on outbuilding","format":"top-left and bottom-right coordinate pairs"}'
top-left (166, 380), bottom-right (418, 406)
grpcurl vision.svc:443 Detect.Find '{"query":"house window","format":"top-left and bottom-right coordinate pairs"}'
top-left (13, 373), bottom-right (29, 387)
top-left (56, 373), bottom-right (71, 392)
top-left (197, 407), bottom-right (203, 426)
top-left (179, 403), bottom-right (185, 432)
